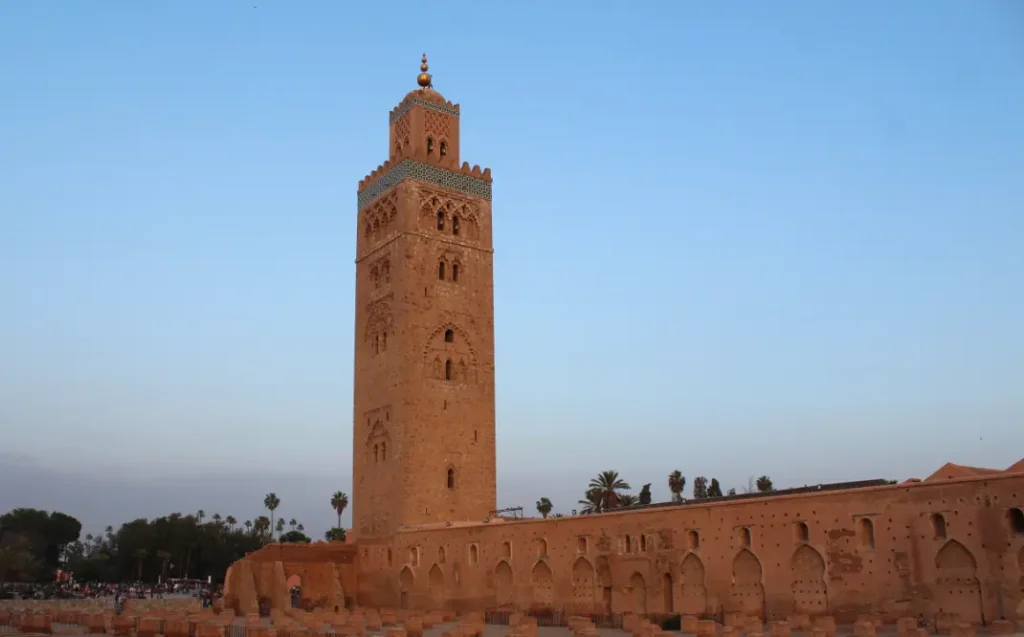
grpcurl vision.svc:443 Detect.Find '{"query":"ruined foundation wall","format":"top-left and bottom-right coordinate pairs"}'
top-left (356, 474), bottom-right (1024, 623)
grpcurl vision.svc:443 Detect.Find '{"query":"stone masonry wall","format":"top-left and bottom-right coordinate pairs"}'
top-left (355, 473), bottom-right (1024, 624)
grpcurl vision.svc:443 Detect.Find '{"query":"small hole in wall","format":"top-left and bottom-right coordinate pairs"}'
top-left (443, 400), bottom-right (447, 410)
top-left (474, 429), bottom-right (478, 442)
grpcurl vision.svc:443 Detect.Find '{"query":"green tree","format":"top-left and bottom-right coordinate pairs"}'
top-left (225, 516), bottom-right (237, 531)
top-left (263, 494), bottom-right (280, 539)
top-left (668, 470), bottom-right (686, 503)
top-left (536, 498), bottom-right (553, 518)
top-left (692, 476), bottom-right (708, 499)
top-left (577, 488), bottom-right (603, 515)
top-left (330, 492), bottom-right (349, 530)
top-left (279, 530), bottom-right (311, 544)
top-left (588, 471), bottom-right (631, 511)
top-left (756, 475), bottom-right (774, 492)
top-left (708, 478), bottom-right (723, 497)
top-left (325, 528), bottom-right (346, 542)
top-left (289, 518), bottom-right (297, 531)
top-left (275, 518), bottom-right (285, 539)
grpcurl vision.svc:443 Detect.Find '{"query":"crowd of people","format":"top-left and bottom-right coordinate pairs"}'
top-left (0, 579), bottom-right (223, 609)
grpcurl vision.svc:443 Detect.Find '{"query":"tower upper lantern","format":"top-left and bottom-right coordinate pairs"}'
top-left (387, 54), bottom-right (462, 168)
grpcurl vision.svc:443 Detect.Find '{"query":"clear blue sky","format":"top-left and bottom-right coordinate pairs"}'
top-left (1, 1), bottom-right (1022, 535)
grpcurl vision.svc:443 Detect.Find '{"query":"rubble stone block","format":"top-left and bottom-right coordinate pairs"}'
top-left (988, 620), bottom-right (1016, 636)
top-left (853, 619), bottom-right (876, 637)
top-left (813, 615), bottom-right (836, 637)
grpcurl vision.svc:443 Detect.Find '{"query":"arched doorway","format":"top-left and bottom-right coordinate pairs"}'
top-left (729, 549), bottom-right (765, 618)
top-left (399, 567), bottom-right (414, 609)
top-left (531, 561), bottom-right (554, 609)
top-left (791, 545), bottom-right (828, 614)
top-left (495, 560), bottom-right (514, 608)
top-left (597, 557), bottom-right (613, 615)
top-left (934, 540), bottom-right (983, 624)
top-left (428, 564), bottom-right (445, 608)
top-left (680, 553), bottom-right (707, 615)
top-left (630, 572), bottom-right (647, 614)
top-left (572, 557), bottom-right (596, 614)
top-left (286, 574), bottom-right (302, 609)
top-left (663, 573), bottom-right (675, 613)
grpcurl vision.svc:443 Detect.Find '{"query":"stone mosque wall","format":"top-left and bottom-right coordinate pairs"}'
top-left (350, 472), bottom-right (1024, 623)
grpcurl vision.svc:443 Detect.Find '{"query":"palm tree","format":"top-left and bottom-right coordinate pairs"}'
top-left (756, 475), bottom-right (774, 492)
top-left (330, 492), bottom-right (349, 530)
top-left (536, 497), bottom-right (553, 519)
top-left (668, 470), bottom-right (686, 503)
top-left (212, 513), bottom-right (223, 526)
top-left (244, 520), bottom-right (253, 534)
top-left (156, 550), bottom-right (172, 580)
top-left (588, 470), bottom-right (631, 510)
top-left (296, 523), bottom-right (304, 533)
top-left (226, 515), bottom-right (237, 530)
top-left (196, 510), bottom-right (205, 524)
top-left (619, 494), bottom-right (639, 507)
top-left (289, 518), bottom-right (297, 531)
top-left (133, 548), bottom-right (148, 580)
top-left (264, 493), bottom-right (280, 536)
top-left (577, 488), bottom-right (604, 514)
top-left (275, 518), bottom-right (285, 539)
top-left (253, 516), bottom-right (270, 539)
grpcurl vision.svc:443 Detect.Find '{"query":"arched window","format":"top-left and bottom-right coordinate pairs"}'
top-left (447, 467), bottom-right (456, 489)
top-left (381, 442), bottom-right (386, 461)
top-left (444, 359), bottom-right (452, 380)
top-left (469, 544), bottom-right (478, 564)
top-left (373, 444), bottom-right (379, 463)
top-left (640, 535), bottom-right (647, 552)
top-left (452, 215), bottom-right (460, 235)
top-left (438, 261), bottom-right (446, 280)
top-left (364, 223), bottom-right (371, 237)
top-left (381, 331), bottom-right (387, 350)
top-left (740, 527), bottom-right (751, 547)
top-left (796, 521), bottom-right (809, 542)
top-left (436, 210), bottom-right (444, 230)
top-left (931, 513), bottom-right (946, 539)
top-left (373, 334), bottom-right (379, 354)
top-left (452, 263), bottom-right (460, 282)
top-left (858, 517), bottom-right (875, 548)
top-left (426, 137), bottom-right (434, 154)
top-left (687, 530), bottom-right (700, 550)
top-left (625, 536), bottom-right (632, 553)
top-left (440, 140), bottom-right (447, 156)
top-left (1008, 507), bottom-right (1024, 534)
top-left (444, 329), bottom-right (454, 343)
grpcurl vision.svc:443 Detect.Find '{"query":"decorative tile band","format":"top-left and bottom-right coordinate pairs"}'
top-left (389, 98), bottom-right (461, 123)
top-left (357, 160), bottom-right (491, 211)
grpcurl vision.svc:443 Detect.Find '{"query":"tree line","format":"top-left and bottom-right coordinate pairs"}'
top-left (535, 471), bottom-right (775, 518)
top-left (0, 490), bottom-right (351, 584)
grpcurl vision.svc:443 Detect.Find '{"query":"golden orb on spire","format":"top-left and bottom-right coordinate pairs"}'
top-left (417, 53), bottom-right (433, 88)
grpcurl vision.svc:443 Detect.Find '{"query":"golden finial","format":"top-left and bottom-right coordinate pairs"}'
top-left (417, 53), bottom-right (432, 88)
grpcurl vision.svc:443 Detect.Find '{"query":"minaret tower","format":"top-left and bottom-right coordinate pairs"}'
top-left (352, 56), bottom-right (496, 538)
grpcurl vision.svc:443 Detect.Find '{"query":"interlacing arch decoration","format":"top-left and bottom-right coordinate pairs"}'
top-left (363, 192), bottom-right (399, 244)
top-left (393, 114), bottom-right (411, 157)
top-left (422, 322), bottom-right (479, 382)
top-left (366, 420), bottom-right (392, 465)
top-left (418, 189), bottom-right (480, 240)
top-left (364, 300), bottom-right (394, 356)
top-left (370, 257), bottom-right (391, 290)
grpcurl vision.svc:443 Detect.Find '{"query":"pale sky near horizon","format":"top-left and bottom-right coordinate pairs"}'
top-left (1, 1), bottom-right (1022, 537)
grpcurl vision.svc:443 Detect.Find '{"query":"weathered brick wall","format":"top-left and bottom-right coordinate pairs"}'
top-left (356, 474), bottom-right (1024, 623)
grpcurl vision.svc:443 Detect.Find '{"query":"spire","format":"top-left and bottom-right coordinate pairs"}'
top-left (417, 53), bottom-right (433, 89)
